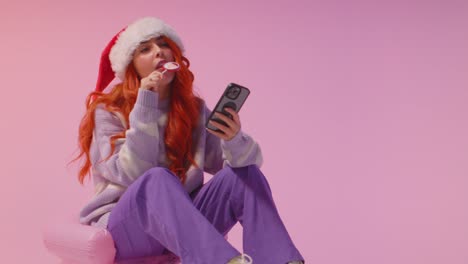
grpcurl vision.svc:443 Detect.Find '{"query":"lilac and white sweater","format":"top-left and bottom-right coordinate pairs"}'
top-left (79, 88), bottom-right (263, 227)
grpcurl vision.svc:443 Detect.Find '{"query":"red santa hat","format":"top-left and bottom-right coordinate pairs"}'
top-left (95, 17), bottom-right (185, 92)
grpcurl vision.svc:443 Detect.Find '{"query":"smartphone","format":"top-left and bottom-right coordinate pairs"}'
top-left (206, 83), bottom-right (250, 133)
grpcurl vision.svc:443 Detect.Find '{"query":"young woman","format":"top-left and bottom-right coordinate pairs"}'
top-left (76, 17), bottom-right (304, 264)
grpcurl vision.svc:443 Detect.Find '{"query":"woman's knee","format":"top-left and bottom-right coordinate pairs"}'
top-left (229, 164), bottom-right (262, 177)
top-left (132, 167), bottom-right (180, 189)
top-left (219, 164), bottom-right (264, 183)
top-left (144, 167), bottom-right (174, 178)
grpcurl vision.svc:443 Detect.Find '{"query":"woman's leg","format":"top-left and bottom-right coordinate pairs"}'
top-left (107, 167), bottom-right (240, 264)
top-left (193, 165), bottom-right (304, 263)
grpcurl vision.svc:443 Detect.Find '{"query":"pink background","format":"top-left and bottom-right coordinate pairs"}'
top-left (1, 0), bottom-right (467, 263)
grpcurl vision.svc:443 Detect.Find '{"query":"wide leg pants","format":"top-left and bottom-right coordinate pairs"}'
top-left (107, 165), bottom-right (304, 264)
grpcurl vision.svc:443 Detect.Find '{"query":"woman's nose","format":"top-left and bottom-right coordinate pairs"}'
top-left (153, 44), bottom-right (162, 57)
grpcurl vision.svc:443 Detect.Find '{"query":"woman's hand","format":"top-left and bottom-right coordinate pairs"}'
top-left (206, 108), bottom-right (241, 141)
top-left (140, 70), bottom-right (164, 92)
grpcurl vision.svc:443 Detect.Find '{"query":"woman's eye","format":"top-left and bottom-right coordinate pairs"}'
top-left (139, 47), bottom-right (150, 53)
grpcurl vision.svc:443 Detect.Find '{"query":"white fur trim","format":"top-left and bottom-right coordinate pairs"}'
top-left (109, 17), bottom-right (184, 80)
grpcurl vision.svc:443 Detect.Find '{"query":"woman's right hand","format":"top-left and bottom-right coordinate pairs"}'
top-left (140, 70), bottom-right (164, 92)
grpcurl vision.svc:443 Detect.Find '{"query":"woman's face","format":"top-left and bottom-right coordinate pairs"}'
top-left (132, 36), bottom-right (176, 85)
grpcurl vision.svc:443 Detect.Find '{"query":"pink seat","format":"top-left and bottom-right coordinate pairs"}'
top-left (42, 214), bottom-right (180, 264)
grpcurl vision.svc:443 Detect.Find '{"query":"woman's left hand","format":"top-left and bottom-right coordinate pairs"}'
top-left (206, 108), bottom-right (241, 141)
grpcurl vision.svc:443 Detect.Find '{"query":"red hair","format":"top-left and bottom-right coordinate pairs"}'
top-left (74, 36), bottom-right (201, 184)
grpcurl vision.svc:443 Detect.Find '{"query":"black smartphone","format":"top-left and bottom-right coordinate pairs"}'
top-left (206, 82), bottom-right (250, 133)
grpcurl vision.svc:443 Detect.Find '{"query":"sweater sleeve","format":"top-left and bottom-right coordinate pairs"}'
top-left (203, 105), bottom-right (263, 175)
top-left (91, 89), bottom-right (163, 187)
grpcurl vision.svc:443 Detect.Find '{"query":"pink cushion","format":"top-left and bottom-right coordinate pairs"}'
top-left (42, 214), bottom-right (180, 264)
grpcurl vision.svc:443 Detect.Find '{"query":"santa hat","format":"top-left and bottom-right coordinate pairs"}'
top-left (95, 17), bottom-right (185, 92)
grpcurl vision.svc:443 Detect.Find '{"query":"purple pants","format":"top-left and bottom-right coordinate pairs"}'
top-left (107, 165), bottom-right (304, 264)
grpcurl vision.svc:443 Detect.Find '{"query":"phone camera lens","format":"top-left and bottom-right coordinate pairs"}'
top-left (226, 86), bottom-right (241, 99)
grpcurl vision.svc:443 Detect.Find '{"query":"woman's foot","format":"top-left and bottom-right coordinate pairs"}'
top-left (227, 254), bottom-right (253, 264)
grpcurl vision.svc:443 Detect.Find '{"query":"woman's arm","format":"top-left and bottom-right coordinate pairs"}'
top-left (203, 105), bottom-right (263, 175)
top-left (91, 89), bottom-right (164, 186)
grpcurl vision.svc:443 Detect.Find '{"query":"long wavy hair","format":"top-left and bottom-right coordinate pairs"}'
top-left (74, 36), bottom-right (202, 185)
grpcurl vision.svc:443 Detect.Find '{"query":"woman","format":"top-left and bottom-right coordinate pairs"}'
top-left (75, 17), bottom-right (304, 264)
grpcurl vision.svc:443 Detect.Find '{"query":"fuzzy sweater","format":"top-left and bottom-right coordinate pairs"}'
top-left (79, 88), bottom-right (263, 227)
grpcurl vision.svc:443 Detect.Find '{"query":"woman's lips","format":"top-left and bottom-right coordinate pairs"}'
top-left (155, 60), bottom-right (167, 70)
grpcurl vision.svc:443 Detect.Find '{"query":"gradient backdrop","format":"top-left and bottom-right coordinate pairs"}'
top-left (1, 0), bottom-right (467, 263)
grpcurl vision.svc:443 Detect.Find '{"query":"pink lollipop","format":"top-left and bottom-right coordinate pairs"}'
top-left (161, 62), bottom-right (180, 74)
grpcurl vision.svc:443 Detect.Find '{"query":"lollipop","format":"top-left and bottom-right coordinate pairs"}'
top-left (161, 62), bottom-right (180, 74)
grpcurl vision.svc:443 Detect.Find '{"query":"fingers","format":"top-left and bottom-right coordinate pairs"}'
top-left (207, 108), bottom-right (241, 141)
top-left (206, 126), bottom-right (230, 140)
top-left (141, 71), bottom-right (164, 91)
top-left (224, 108), bottom-right (240, 126)
top-left (208, 118), bottom-right (232, 136)
top-left (213, 111), bottom-right (236, 128)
